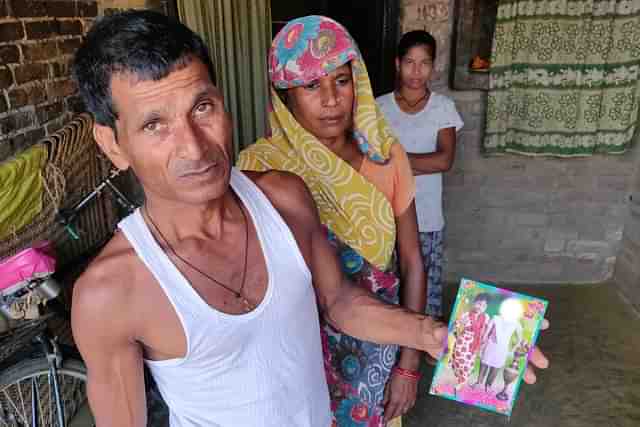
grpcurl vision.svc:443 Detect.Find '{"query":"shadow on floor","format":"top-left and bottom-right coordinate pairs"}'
top-left (405, 283), bottom-right (640, 427)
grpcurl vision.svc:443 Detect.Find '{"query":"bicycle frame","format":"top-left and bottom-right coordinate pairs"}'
top-left (36, 333), bottom-right (66, 427)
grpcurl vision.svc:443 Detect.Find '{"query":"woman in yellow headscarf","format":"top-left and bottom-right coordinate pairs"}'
top-left (238, 16), bottom-right (426, 426)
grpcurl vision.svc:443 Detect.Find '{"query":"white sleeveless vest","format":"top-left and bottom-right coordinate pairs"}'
top-left (118, 168), bottom-right (332, 427)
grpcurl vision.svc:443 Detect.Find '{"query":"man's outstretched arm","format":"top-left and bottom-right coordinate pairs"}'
top-left (255, 170), bottom-right (548, 378)
top-left (307, 205), bottom-right (446, 357)
top-left (254, 170), bottom-right (447, 357)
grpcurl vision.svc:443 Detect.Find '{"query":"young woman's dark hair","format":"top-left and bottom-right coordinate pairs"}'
top-left (397, 30), bottom-right (437, 61)
top-left (72, 10), bottom-right (216, 131)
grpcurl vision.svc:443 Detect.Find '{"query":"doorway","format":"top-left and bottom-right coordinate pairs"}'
top-left (271, 0), bottom-right (400, 97)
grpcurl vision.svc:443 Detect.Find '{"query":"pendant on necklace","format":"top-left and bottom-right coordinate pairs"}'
top-left (238, 295), bottom-right (254, 312)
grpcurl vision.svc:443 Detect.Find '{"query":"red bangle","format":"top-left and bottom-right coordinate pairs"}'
top-left (392, 367), bottom-right (422, 381)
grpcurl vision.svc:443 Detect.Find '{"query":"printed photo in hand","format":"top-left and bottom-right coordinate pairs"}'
top-left (429, 278), bottom-right (548, 416)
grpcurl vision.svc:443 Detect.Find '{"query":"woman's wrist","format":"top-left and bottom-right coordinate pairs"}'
top-left (392, 366), bottom-right (422, 381)
top-left (398, 348), bottom-right (421, 370)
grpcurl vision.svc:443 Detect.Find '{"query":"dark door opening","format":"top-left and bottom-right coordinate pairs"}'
top-left (271, 0), bottom-right (399, 97)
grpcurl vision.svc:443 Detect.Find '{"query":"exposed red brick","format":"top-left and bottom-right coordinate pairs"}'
top-left (8, 84), bottom-right (47, 108)
top-left (9, 127), bottom-right (45, 151)
top-left (46, 0), bottom-right (77, 18)
top-left (0, 45), bottom-right (20, 63)
top-left (0, 110), bottom-right (36, 134)
top-left (58, 37), bottom-right (82, 55)
top-left (51, 59), bottom-right (72, 78)
top-left (14, 62), bottom-right (49, 85)
top-left (25, 20), bottom-right (60, 40)
top-left (59, 20), bottom-right (83, 36)
top-left (0, 22), bottom-right (24, 42)
top-left (0, 67), bottom-right (13, 89)
top-left (10, 0), bottom-right (47, 18)
top-left (77, 1), bottom-right (98, 18)
top-left (47, 79), bottom-right (76, 100)
top-left (21, 40), bottom-right (58, 61)
top-left (35, 100), bottom-right (63, 124)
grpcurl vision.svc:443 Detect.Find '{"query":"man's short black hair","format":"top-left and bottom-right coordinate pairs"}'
top-left (72, 9), bottom-right (216, 130)
top-left (397, 30), bottom-right (437, 61)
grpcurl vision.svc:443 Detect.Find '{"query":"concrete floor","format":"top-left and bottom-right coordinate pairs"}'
top-left (405, 283), bottom-right (640, 427)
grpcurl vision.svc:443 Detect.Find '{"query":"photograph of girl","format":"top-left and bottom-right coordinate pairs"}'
top-left (430, 279), bottom-right (548, 416)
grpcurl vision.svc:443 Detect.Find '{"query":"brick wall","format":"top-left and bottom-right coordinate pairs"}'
top-left (99, 0), bottom-right (170, 16)
top-left (0, 0), bottom-right (98, 162)
top-left (400, 0), bottom-right (638, 284)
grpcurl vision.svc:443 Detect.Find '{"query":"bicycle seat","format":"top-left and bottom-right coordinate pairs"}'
top-left (0, 242), bottom-right (56, 295)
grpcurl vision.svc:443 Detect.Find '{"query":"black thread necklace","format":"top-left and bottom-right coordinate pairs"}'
top-left (143, 196), bottom-right (253, 312)
top-left (395, 89), bottom-right (430, 109)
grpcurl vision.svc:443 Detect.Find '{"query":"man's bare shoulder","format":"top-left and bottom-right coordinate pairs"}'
top-left (243, 170), bottom-right (316, 218)
top-left (72, 231), bottom-right (139, 320)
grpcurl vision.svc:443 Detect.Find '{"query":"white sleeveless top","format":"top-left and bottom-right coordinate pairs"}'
top-left (118, 168), bottom-right (332, 427)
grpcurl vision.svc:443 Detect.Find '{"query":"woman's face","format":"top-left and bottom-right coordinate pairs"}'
top-left (396, 44), bottom-right (434, 90)
top-left (286, 63), bottom-right (354, 144)
top-left (473, 299), bottom-right (488, 313)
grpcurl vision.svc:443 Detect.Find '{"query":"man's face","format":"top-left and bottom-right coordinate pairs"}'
top-left (95, 58), bottom-right (233, 206)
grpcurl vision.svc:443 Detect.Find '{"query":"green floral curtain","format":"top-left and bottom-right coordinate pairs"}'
top-left (484, 0), bottom-right (640, 157)
top-left (177, 0), bottom-right (271, 157)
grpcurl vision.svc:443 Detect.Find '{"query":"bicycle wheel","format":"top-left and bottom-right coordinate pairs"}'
top-left (0, 357), bottom-right (93, 427)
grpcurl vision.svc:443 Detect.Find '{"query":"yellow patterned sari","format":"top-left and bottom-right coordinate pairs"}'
top-left (237, 17), bottom-right (399, 271)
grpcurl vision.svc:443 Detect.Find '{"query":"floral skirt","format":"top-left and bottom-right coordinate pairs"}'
top-left (324, 229), bottom-right (400, 427)
top-left (419, 230), bottom-right (444, 318)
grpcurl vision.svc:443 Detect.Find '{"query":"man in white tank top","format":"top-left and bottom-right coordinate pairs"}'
top-left (70, 11), bottom-right (549, 427)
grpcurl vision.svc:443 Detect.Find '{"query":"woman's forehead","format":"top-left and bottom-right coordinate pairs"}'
top-left (404, 45), bottom-right (434, 60)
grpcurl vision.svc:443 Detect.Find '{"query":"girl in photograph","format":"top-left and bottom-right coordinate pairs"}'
top-left (450, 293), bottom-right (490, 393)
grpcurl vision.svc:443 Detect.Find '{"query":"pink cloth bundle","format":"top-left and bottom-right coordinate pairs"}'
top-left (0, 242), bottom-right (56, 295)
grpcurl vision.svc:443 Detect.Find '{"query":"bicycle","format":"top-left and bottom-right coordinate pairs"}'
top-left (0, 170), bottom-right (137, 427)
top-left (0, 264), bottom-right (93, 427)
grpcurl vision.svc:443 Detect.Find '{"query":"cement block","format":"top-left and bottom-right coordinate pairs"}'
top-left (447, 250), bottom-right (490, 263)
top-left (460, 173), bottom-right (487, 187)
top-left (533, 175), bottom-right (558, 189)
top-left (515, 213), bottom-right (548, 227)
top-left (544, 239), bottom-right (566, 252)
top-left (446, 236), bottom-right (482, 250)
top-left (547, 228), bottom-right (579, 241)
top-left (566, 240), bottom-right (615, 256)
top-left (576, 222), bottom-right (607, 241)
top-left (497, 235), bottom-right (545, 251)
top-left (620, 221), bottom-right (640, 245)
top-left (503, 261), bottom-right (565, 280)
top-left (597, 175), bottom-right (630, 192)
top-left (450, 90), bottom-right (484, 104)
top-left (590, 190), bottom-right (629, 204)
top-left (486, 174), bottom-right (533, 188)
top-left (481, 189), bottom-right (547, 210)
